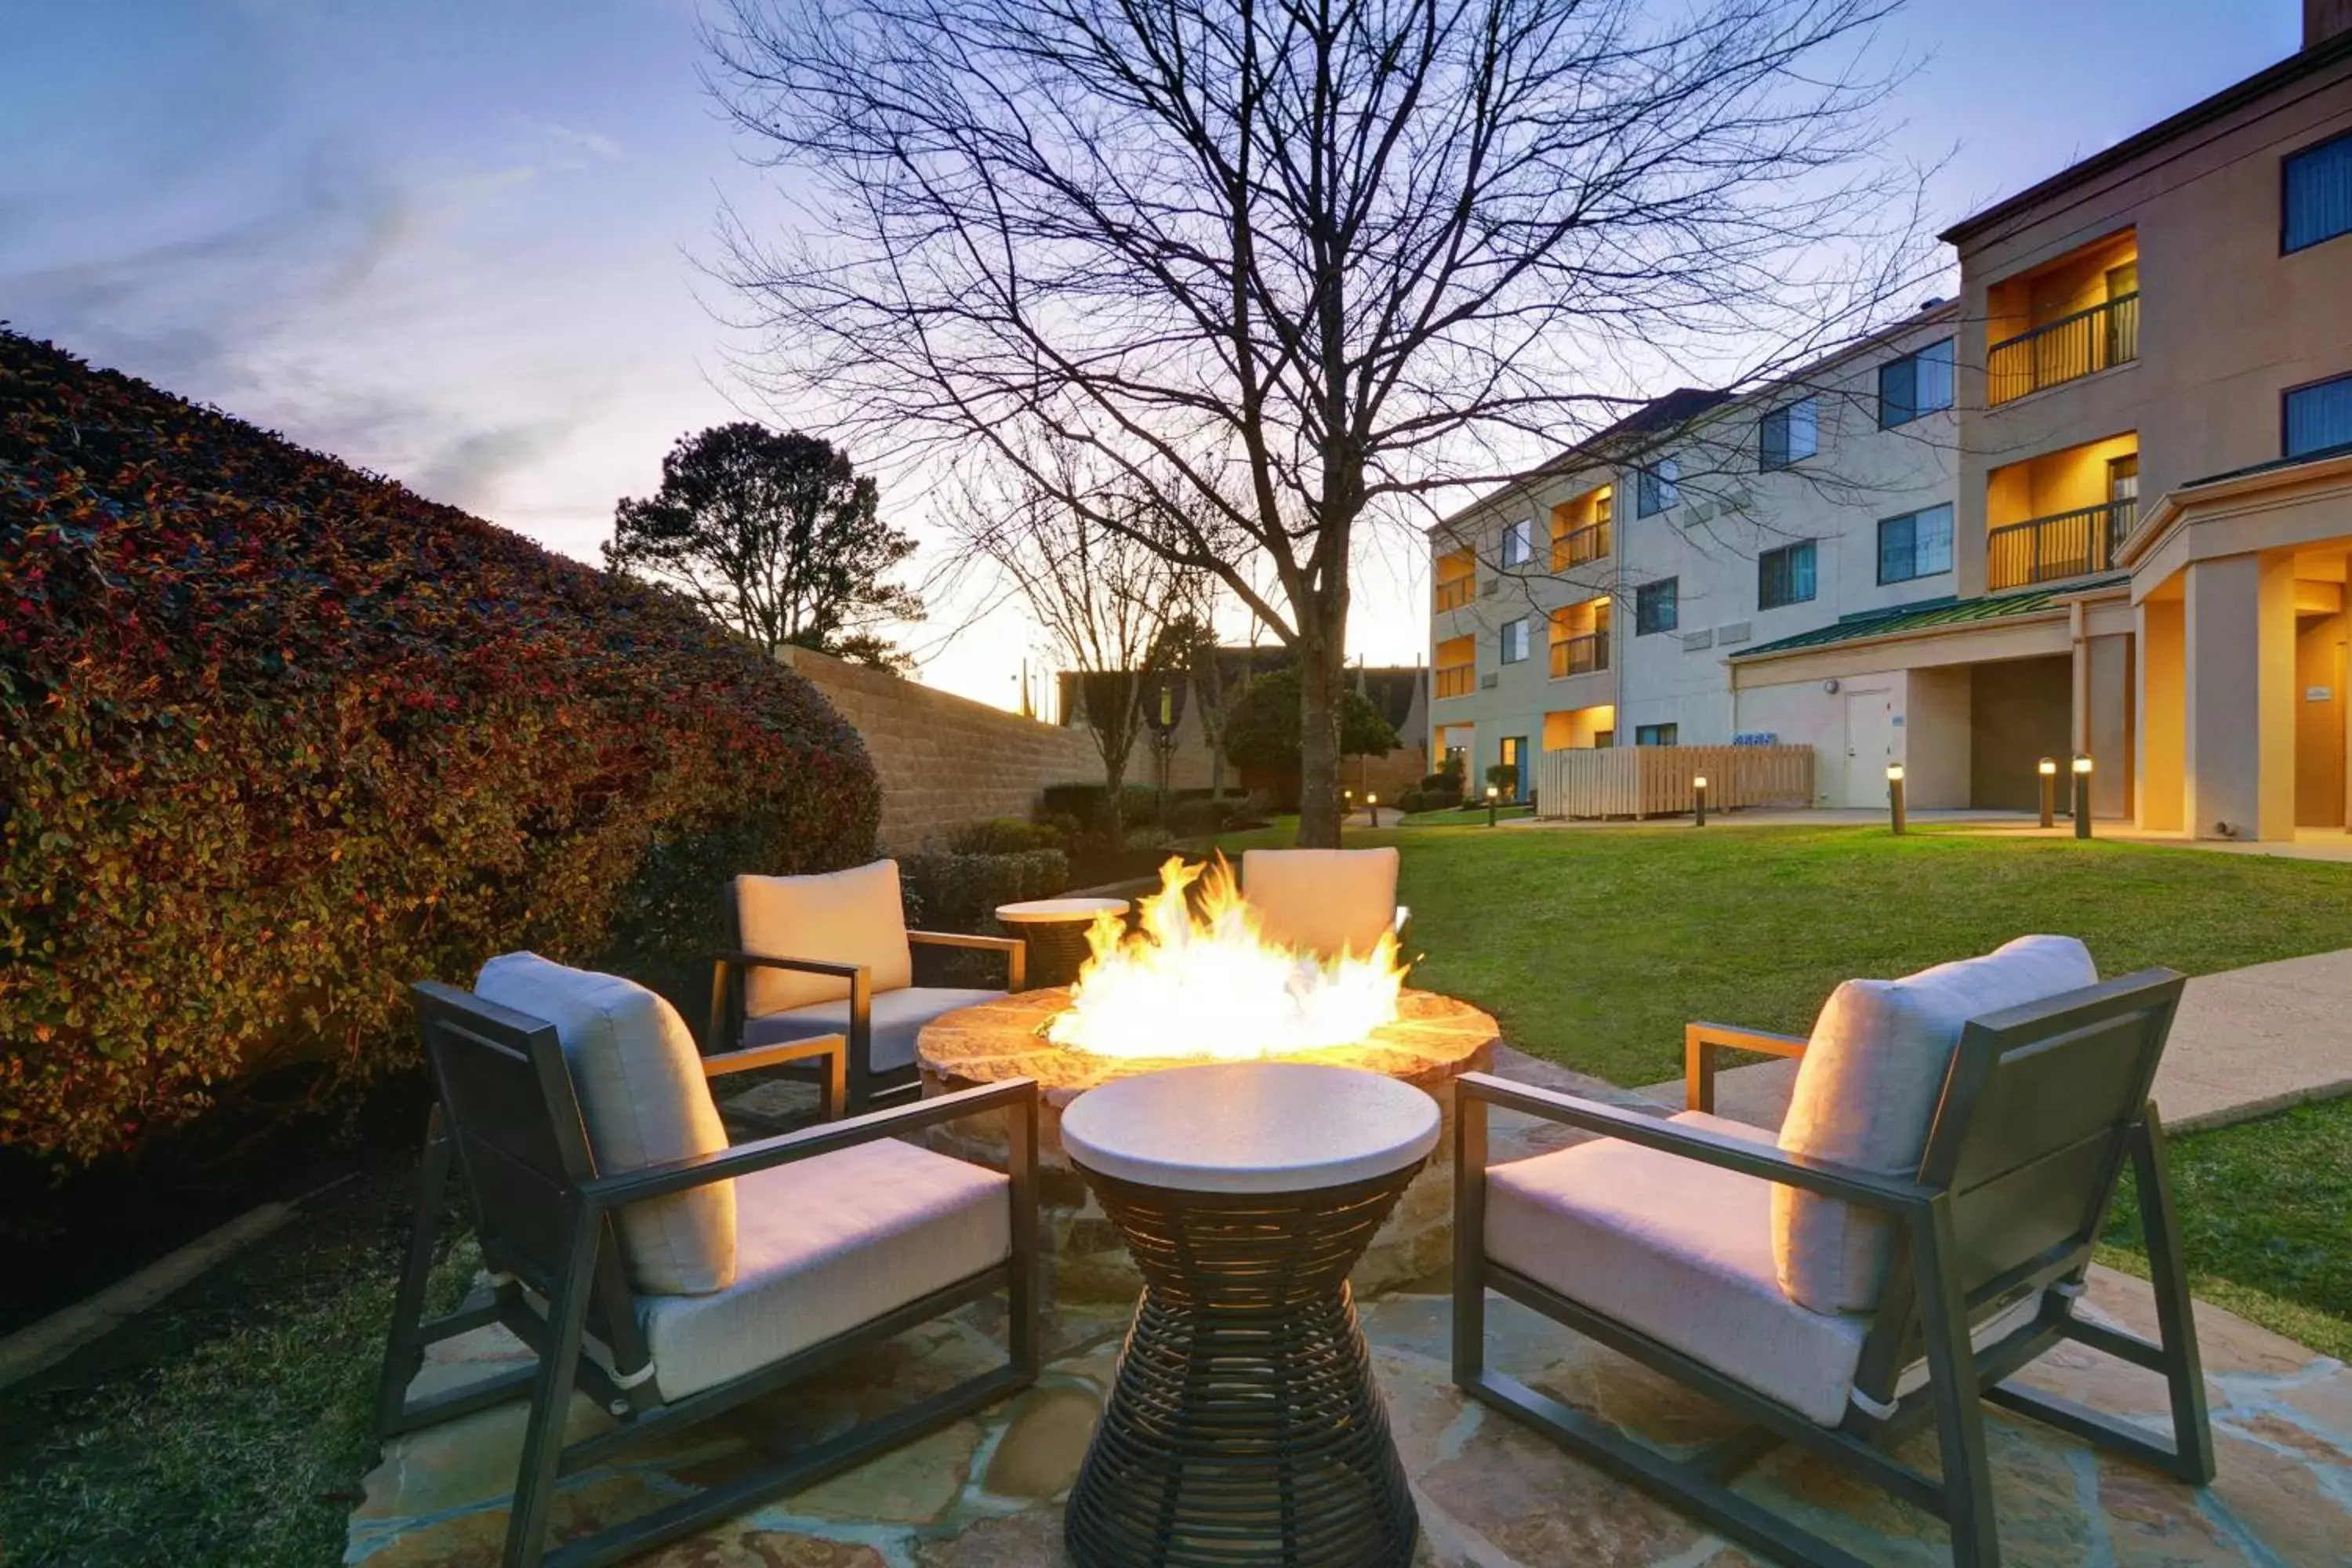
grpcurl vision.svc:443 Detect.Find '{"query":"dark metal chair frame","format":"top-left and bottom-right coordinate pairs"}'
top-left (710, 890), bottom-right (1026, 1115)
top-left (377, 981), bottom-right (1040, 1568)
top-left (1454, 969), bottom-right (2214, 1568)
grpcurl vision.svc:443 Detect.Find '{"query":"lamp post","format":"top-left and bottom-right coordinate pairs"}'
top-left (1886, 763), bottom-right (1907, 836)
top-left (1485, 784), bottom-right (1500, 828)
top-left (1692, 774), bottom-right (1708, 828)
top-left (2038, 757), bottom-right (2057, 829)
top-left (2072, 754), bottom-right (2093, 840)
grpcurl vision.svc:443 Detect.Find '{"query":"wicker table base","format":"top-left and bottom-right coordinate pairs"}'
top-left (1064, 1163), bottom-right (1422, 1568)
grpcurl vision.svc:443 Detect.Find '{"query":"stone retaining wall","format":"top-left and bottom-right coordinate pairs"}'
top-left (779, 645), bottom-right (1102, 850)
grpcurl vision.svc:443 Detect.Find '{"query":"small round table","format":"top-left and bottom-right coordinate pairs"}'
top-left (1060, 1063), bottom-right (1439, 1568)
top-left (993, 897), bottom-right (1129, 989)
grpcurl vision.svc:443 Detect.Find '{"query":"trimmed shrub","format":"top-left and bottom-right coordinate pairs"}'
top-left (1396, 788), bottom-right (1463, 815)
top-left (898, 849), bottom-right (1070, 932)
top-left (944, 816), bottom-right (1062, 855)
top-left (0, 333), bottom-right (882, 1163)
top-left (1040, 781), bottom-right (1160, 828)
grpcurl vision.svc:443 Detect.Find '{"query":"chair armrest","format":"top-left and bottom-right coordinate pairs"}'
top-left (1684, 1022), bottom-right (1808, 1114)
top-left (908, 930), bottom-right (1027, 991)
top-left (1456, 1072), bottom-right (1927, 1214)
top-left (702, 1033), bottom-right (848, 1120)
top-left (583, 1079), bottom-right (1039, 1209)
top-left (715, 949), bottom-right (866, 982)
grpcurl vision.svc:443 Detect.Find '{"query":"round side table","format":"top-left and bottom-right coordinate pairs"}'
top-left (1060, 1063), bottom-right (1439, 1568)
top-left (994, 897), bottom-right (1129, 989)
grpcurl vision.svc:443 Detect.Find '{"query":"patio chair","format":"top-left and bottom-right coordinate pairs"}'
top-left (709, 859), bottom-right (1025, 1115)
top-left (1240, 846), bottom-right (1413, 959)
top-left (1453, 937), bottom-right (2214, 1568)
top-left (376, 953), bottom-right (1039, 1568)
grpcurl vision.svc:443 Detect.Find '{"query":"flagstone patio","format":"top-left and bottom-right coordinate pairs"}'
top-left (350, 1254), bottom-right (2352, 1567)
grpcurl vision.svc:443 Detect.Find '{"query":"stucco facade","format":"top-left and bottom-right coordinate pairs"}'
top-left (1428, 12), bottom-right (2352, 829)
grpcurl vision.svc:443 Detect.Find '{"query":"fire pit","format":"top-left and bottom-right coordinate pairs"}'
top-left (916, 857), bottom-right (1498, 1301)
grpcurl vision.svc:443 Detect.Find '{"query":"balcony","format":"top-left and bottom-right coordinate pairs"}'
top-left (1551, 519), bottom-right (1612, 571)
top-left (1549, 632), bottom-right (1609, 679)
top-left (1988, 292), bottom-right (2139, 406)
top-left (1435, 663), bottom-right (1476, 699)
top-left (1433, 547), bottom-right (1475, 613)
top-left (1986, 499), bottom-right (2136, 590)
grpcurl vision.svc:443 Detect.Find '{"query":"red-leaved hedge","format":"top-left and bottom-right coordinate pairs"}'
top-left (0, 332), bottom-right (882, 1163)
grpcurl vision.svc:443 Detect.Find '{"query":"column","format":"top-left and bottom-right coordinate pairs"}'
top-left (2137, 598), bottom-right (2185, 832)
top-left (2182, 554), bottom-right (2297, 840)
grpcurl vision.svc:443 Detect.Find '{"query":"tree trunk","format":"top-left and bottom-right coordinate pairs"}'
top-left (1294, 607), bottom-right (1347, 847)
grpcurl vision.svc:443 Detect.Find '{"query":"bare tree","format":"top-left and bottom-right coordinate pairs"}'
top-left (964, 454), bottom-right (1203, 834)
top-left (708, 0), bottom-right (1928, 844)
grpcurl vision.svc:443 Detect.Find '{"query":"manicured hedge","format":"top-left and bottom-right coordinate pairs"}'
top-left (0, 332), bottom-right (882, 1163)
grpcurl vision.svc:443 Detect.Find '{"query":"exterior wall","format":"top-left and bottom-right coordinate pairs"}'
top-left (1425, 310), bottom-right (1961, 789)
top-left (779, 645), bottom-right (1102, 851)
top-left (1969, 656), bottom-right (2074, 810)
top-left (1907, 666), bottom-right (1974, 808)
top-left (1951, 49), bottom-right (2352, 601)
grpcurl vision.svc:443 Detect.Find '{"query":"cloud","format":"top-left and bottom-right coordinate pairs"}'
top-left (410, 421), bottom-right (579, 513)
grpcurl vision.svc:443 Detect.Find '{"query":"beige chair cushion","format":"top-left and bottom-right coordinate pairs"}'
top-left (735, 861), bottom-right (915, 1015)
top-left (633, 1138), bottom-right (1011, 1399)
top-left (1484, 1112), bottom-right (2037, 1427)
top-left (1774, 935), bottom-right (2098, 1313)
top-left (473, 953), bottom-right (735, 1296)
top-left (1241, 847), bottom-right (1400, 958)
top-left (745, 986), bottom-right (1007, 1073)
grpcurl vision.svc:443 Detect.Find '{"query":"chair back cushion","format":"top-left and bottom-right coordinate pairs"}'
top-left (474, 953), bottom-right (736, 1295)
top-left (1773, 935), bottom-right (2097, 1313)
top-left (1241, 847), bottom-right (1399, 958)
top-left (735, 860), bottom-right (914, 1015)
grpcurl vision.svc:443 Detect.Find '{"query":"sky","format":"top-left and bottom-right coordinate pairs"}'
top-left (0, 1), bottom-right (2305, 710)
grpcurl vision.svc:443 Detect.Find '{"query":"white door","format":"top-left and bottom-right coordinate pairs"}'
top-left (1843, 690), bottom-right (1895, 807)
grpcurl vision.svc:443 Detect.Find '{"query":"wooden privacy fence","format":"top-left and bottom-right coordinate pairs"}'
top-left (1536, 744), bottom-right (1814, 819)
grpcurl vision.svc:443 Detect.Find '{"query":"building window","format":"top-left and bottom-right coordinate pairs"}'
top-left (1500, 517), bottom-right (1533, 568)
top-left (1758, 540), bottom-right (1817, 610)
top-left (1635, 722), bottom-right (1679, 747)
top-left (2285, 372), bottom-right (2352, 457)
top-left (1635, 456), bottom-right (1679, 517)
top-left (1759, 397), bottom-right (1819, 470)
top-left (1878, 339), bottom-right (1955, 428)
top-left (1499, 617), bottom-right (1530, 664)
top-left (1877, 503), bottom-right (1955, 584)
top-left (2284, 129), bottom-right (2352, 254)
top-left (1635, 578), bottom-right (1679, 635)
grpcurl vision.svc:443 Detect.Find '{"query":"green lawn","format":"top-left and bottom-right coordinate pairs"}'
top-left (2100, 1097), bottom-right (2352, 1362)
top-left (1220, 819), bottom-right (2352, 1087)
top-left (1217, 818), bottom-right (2352, 1353)
top-left (0, 1166), bottom-right (472, 1568)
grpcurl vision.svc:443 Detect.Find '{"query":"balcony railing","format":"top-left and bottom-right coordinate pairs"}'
top-left (1986, 499), bottom-right (2136, 590)
top-left (1549, 631), bottom-right (1610, 679)
top-left (1550, 520), bottom-right (1612, 571)
top-left (1435, 662), bottom-right (1476, 699)
top-left (1434, 575), bottom-right (1474, 612)
top-left (1988, 292), bottom-right (2139, 406)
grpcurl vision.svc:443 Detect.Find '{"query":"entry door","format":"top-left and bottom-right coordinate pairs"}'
top-left (1844, 690), bottom-right (1895, 807)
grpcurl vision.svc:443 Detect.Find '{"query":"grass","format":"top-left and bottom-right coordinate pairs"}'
top-left (1395, 803), bottom-right (1534, 827)
top-left (0, 1164), bottom-right (470, 1568)
top-left (2100, 1096), bottom-right (2352, 1361)
top-left (1218, 818), bottom-right (2352, 1086)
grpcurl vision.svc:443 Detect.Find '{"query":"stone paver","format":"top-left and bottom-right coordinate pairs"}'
top-left (1636, 946), bottom-right (2352, 1134)
top-left (349, 1265), bottom-right (2352, 1568)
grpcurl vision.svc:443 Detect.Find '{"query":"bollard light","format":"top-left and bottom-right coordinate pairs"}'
top-left (1486, 783), bottom-right (1500, 828)
top-left (1886, 762), bottom-right (1907, 836)
top-left (1367, 792), bottom-right (1379, 829)
top-left (1693, 774), bottom-right (1709, 828)
top-left (2071, 754), bottom-right (2093, 840)
top-left (2038, 757), bottom-right (2057, 829)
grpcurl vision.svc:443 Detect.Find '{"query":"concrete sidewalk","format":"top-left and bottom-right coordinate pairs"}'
top-left (1635, 946), bottom-right (2352, 1134)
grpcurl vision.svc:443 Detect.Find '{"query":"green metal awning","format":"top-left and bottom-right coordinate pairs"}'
top-left (1730, 575), bottom-right (2127, 660)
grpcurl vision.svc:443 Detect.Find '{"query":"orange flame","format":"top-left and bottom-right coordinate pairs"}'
top-left (1046, 855), bottom-right (1407, 1059)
